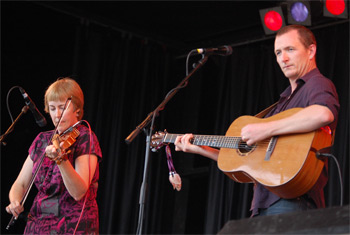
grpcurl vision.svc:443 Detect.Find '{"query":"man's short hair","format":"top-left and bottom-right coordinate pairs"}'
top-left (276, 25), bottom-right (317, 49)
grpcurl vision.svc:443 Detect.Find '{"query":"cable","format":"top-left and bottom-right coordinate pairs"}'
top-left (5, 86), bottom-right (22, 129)
top-left (73, 120), bottom-right (93, 234)
top-left (186, 49), bottom-right (198, 76)
top-left (163, 49), bottom-right (202, 101)
top-left (317, 151), bottom-right (343, 206)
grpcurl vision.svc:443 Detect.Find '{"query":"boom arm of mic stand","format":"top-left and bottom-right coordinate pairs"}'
top-left (125, 55), bottom-right (209, 144)
top-left (125, 112), bottom-right (154, 144)
top-left (0, 106), bottom-right (29, 146)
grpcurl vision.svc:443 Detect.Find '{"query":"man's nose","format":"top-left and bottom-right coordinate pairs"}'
top-left (281, 52), bottom-right (289, 62)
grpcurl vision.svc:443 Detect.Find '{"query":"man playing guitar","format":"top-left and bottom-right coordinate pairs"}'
top-left (174, 25), bottom-right (339, 217)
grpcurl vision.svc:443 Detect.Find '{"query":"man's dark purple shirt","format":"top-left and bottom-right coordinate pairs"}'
top-left (250, 68), bottom-right (339, 216)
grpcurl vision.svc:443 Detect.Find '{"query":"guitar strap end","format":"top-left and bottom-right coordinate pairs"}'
top-left (165, 145), bottom-right (182, 191)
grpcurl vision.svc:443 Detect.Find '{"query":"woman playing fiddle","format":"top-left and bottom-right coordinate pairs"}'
top-left (6, 78), bottom-right (102, 234)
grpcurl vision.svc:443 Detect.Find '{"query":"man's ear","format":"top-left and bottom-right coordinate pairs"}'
top-left (309, 44), bottom-right (316, 60)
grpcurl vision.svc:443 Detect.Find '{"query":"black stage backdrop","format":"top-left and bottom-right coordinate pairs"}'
top-left (1, 2), bottom-right (349, 234)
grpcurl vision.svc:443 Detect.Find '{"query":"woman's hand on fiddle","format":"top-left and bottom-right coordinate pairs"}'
top-left (6, 201), bottom-right (24, 219)
top-left (45, 145), bottom-right (60, 161)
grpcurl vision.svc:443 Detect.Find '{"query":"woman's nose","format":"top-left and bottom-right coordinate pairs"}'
top-left (55, 109), bottom-right (62, 118)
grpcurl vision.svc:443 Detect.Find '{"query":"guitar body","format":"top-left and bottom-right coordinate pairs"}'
top-left (217, 108), bottom-right (332, 199)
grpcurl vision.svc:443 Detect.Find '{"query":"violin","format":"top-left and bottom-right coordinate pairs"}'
top-left (51, 127), bottom-right (80, 164)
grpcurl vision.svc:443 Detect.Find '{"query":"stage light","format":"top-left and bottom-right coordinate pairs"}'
top-left (324, 0), bottom-right (348, 19)
top-left (287, 1), bottom-right (311, 26)
top-left (259, 6), bottom-right (286, 35)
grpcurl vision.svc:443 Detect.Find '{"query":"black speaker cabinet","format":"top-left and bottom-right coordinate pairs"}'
top-left (218, 205), bottom-right (349, 234)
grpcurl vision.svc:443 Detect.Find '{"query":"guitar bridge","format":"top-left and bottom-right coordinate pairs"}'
top-left (265, 136), bottom-right (278, 161)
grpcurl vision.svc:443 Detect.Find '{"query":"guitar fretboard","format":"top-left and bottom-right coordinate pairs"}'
top-left (164, 134), bottom-right (242, 149)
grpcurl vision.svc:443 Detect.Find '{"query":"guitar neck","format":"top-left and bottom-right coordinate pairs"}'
top-left (164, 133), bottom-right (241, 149)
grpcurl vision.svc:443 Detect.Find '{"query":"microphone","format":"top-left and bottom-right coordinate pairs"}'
top-left (19, 87), bottom-right (47, 127)
top-left (196, 45), bottom-right (232, 56)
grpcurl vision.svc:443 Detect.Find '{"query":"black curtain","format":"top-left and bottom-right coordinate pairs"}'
top-left (1, 2), bottom-right (349, 234)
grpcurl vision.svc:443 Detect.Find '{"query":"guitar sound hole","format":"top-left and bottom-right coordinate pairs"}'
top-left (237, 141), bottom-right (255, 156)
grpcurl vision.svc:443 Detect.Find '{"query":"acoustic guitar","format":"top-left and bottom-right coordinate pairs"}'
top-left (151, 108), bottom-right (332, 199)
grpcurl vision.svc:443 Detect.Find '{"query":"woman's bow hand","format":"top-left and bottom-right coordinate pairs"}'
top-left (6, 201), bottom-right (24, 219)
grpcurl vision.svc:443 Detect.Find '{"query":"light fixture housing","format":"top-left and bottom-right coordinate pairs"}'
top-left (288, 1), bottom-right (312, 26)
top-left (259, 6), bottom-right (286, 35)
top-left (323, 0), bottom-right (348, 19)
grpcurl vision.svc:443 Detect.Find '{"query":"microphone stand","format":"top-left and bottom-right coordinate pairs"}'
top-left (0, 105), bottom-right (29, 146)
top-left (125, 55), bottom-right (209, 235)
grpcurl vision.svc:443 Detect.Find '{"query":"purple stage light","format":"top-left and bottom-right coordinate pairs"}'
top-left (290, 2), bottom-right (309, 22)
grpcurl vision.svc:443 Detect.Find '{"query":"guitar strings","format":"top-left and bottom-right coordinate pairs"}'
top-left (165, 134), bottom-right (273, 150)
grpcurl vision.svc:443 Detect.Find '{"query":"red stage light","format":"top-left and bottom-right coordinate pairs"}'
top-left (259, 6), bottom-right (286, 35)
top-left (324, 0), bottom-right (348, 18)
top-left (326, 0), bottom-right (346, 15)
top-left (264, 11), bottom-right (283, 31)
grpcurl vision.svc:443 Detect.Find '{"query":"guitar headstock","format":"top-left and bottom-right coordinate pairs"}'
top-left (151, 130), bottom-right (167, 152)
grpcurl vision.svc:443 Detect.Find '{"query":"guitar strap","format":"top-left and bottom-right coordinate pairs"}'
top-left (254, 102), bottom-right (279, 118)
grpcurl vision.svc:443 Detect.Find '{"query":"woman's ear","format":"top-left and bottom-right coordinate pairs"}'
top-left (75, 108), bottom-right (80, 117)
